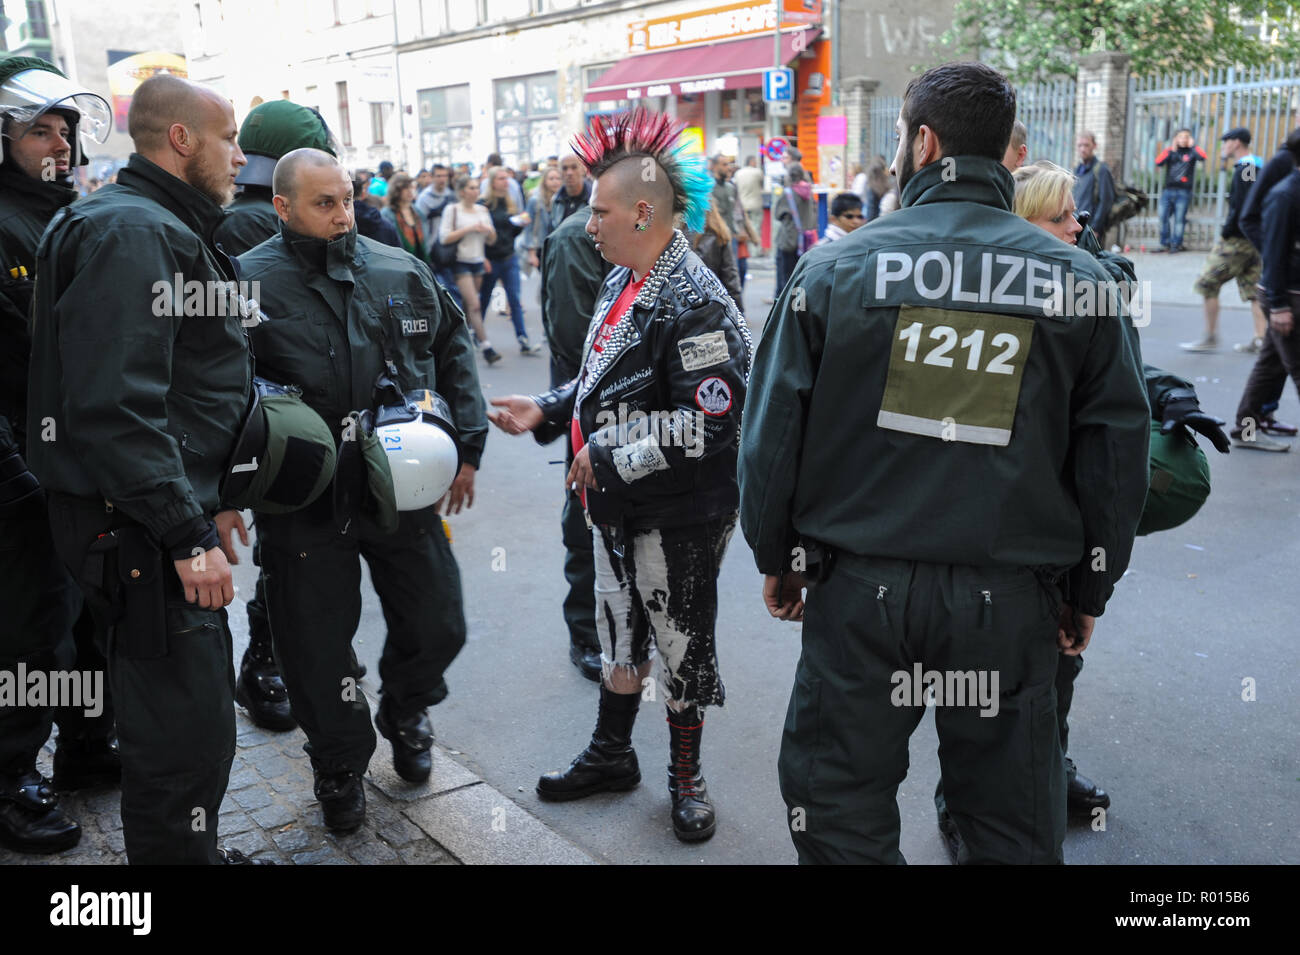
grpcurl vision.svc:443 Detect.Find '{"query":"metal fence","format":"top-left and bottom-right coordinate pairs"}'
top-left (866, 95), bottom-right (903, 166)
top-left (1019, 78), bottom-right (1077, 168)
top-left (1126, 64), bottom-right (1300, 249)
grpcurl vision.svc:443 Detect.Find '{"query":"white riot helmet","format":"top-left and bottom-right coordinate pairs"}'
top-left (0, 56), bottom-right (110, 170)
top-left (373, 390), bottom-right (461, 511)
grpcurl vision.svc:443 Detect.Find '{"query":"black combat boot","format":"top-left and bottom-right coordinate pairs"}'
top-left (0, 767), bottom-right (82, 854)
top-left (375, 699), bottom-right (433, 783)
top-left (235, 635), bottom-right (296, 731)
top-left (568, 641), bottom-right (602, 682)
top-left (536, 686), bottom-right (641, 800)
top-left (667, 706), bottom-right (715, 842)
top-left (52, 733), bottom-right (121, 791)
top-left (313, 769), bottom-right (365, 833)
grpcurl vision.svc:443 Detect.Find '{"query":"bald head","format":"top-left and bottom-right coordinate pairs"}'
top-left (273, 147), bottom-right (343, 198)
top-left (129, 75), bottom-right (224, 154)
top-left (128, 75), bottom-right (245, 206)
top-left (272, 148), bottom-right (354, 241)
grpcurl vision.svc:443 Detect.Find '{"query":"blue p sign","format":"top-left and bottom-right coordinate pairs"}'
top-left (764, 68), bottom-right (794, 102)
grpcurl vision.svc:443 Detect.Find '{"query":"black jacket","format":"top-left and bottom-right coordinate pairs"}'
top-left (688, 230), bottom-right (744, 313)
top-left (1073, 157), bottom-right (1115, 237)
top-left (541, 202), bottom-right (610, 381)
top-left (1222, 156), bottom-right (1262, 239)
top-left (1240, 146), bottom-right (1295, 251)
top-left (214, 188), bottom-right (280, 256)
top-left (0, 164), bottom-right (75, 457)
top-left (482, 199), bottom-right (521, 260)
top-left (354, 200), bottom-right (400, 247)
top-left (26, 154), bottom-right (251, 551)
top-left (1155, 144), bottom-right (1207, 190)
top-left (1259, 168), bottom-right (1300, 309)
top-left (532, 230), bottom-right (752, 529)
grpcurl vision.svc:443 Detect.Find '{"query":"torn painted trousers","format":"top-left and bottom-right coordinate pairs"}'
top-left (592, 512), bottom-right (736, 709)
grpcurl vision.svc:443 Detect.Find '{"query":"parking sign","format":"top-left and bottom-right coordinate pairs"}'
top-left (763, 68), bottom-right (794, 102)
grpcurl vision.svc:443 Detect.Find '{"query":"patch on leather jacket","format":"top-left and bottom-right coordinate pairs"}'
top-left (612, 435), bottom-right (670, 482)
top-left (677, 331), bottom-right (730, 371)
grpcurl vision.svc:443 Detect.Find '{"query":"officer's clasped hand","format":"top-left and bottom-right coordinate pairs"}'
top-left (1160, 394), bottom-right (1231, 454)
top-left (763, 573), bottom-right (806, 622)
top-left (173, 546), bottom-right (235, 610)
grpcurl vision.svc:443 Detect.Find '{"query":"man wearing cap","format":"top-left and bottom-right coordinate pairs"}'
top-left (26, 74), bottom-right (259, 864)
top-left (1182, 128), bottom-right (1266, 353)
top-left (0, 53), bottom-right (116, 854)
top-left (213, 99), bottom-right (339, 732)
top-left (237, 147), bottom-right (486, 833)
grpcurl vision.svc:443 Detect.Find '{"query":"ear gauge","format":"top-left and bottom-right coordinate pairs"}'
top-left (634, 204), bottom-right (655, 231)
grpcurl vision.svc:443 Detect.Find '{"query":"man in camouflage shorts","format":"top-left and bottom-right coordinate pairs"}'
top-left (1183, 128), bottom-right (1266, 352)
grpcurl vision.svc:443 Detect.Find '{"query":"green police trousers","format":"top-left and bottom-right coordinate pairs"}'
top-left (778, 553), bottom-right (1066, 864)
top-left (46, 493), bottom-right (234, 865)
top-left (258, 501), bottom-right (466, 776)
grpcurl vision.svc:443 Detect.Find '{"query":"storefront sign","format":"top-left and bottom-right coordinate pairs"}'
top-left (628, 0), bottom-right (816, 53)
top-left (620, 76), bottom-right (739, 99)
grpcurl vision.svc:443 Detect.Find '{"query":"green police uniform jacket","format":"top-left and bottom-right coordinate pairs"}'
top-left (214, 187), bottom-right (280, 257)
top-left (236, 224), bottom-right (487, 469)
top-left (26, 154), bottom-right (252, 548)
top-left (0, 164), bottom-right (74, 457)
top-left (540, 202), bottom-right (610, 380)
top-left (738, 157), bottom-right (1151, 617)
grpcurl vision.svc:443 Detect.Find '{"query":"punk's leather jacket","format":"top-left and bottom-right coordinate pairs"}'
top-left (532, 230), bottom-right (752, 529)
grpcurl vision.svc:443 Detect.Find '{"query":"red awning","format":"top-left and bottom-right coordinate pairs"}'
top-left (584, 28), bottom-right (820, 103)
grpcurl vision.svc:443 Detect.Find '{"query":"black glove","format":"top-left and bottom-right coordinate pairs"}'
top-left (1160, 389), bottom-right (1231, 454)
top-left (0, 442), bottom-right (43, 513)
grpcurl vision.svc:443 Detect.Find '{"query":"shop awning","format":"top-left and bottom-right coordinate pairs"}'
top-left (584, 28), bottom-right (820, 103)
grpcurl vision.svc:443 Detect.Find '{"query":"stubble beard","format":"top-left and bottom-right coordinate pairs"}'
top-left (187, 148), bottom-right (235, 208)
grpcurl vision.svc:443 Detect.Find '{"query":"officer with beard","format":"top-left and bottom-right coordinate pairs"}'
top-left (0, 54), bottom-right (117, 854)
top-left (27, 75), bottom-right (260, 863)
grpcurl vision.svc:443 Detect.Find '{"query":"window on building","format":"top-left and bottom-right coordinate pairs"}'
top-left (25, 0), bottom-right (49, 39)
top-left (494, 73), bottom-right (558, 168)
top-left (337, 81), bottom-right (352, 148)
top-left (369, 101), bottom-right (393, 145)
top-left (418, 84), bottom-right (473, 169)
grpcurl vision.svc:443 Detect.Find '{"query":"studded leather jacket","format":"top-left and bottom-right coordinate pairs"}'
top-left (532, 230), bottom-right (752, 529)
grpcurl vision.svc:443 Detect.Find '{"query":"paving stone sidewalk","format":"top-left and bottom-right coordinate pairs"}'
top-left (1, 598), bottom-right (596, 867)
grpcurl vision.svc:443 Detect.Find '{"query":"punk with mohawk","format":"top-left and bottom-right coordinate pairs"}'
top-left (487, 106), bottom-right (753, 845)
top-left (570, 106), bottom-right (712, 233)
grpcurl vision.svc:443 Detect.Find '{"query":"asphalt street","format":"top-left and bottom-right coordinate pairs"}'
top-left (228, 256), bottom-right (1296, 865)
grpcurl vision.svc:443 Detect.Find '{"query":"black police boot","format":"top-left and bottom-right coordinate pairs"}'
top-left (0, 767), bottom-right (82, 854)
top-left (218, 847), bottom-right (275, 865)
top-left (1066, 762), bottom-right (1111, 815)
top-left (52, 733), bottom-right (121, 791)
top-left (374, 701), bottom-right (433, 783)
top-left (666, 706), bottom-right (715, 842)
top-left (568, 641), bottom-right (602, 683)
top-left (536, 685), bottom-right (641, 801)
top-left (313, 769), bottom-right (365, 833)
top-left (235, 635), bottom-right (296, 731)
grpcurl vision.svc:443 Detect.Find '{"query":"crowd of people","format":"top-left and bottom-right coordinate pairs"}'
top-left (3, 46), bottom-right (1290, 867)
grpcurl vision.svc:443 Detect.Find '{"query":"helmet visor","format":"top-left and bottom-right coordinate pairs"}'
top-left (0, 69), bottom-right (111, 144)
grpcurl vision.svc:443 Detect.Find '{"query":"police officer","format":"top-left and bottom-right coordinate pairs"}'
top-left (0, 53), bottom-right (116, 853)
top-left (539, 202), bottom-right (610, 680)
top-left (27, 75), bottom-right (256, 864)
top-left (739, 63), bottom-right (1150, 864)
top-left (213, 99), bottom-right (339, 732)
top-left (237, 148), bottom-right (486, 832)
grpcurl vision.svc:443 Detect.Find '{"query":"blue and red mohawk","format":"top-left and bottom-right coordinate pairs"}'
top-left (571, 106), bottom-right (712, 233)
